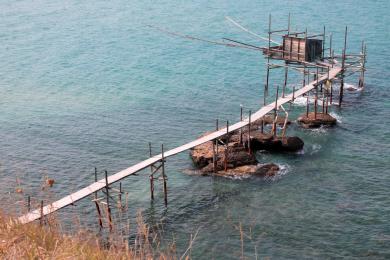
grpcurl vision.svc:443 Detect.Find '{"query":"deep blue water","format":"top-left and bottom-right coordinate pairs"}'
top-left (1, 0), bottom-right (389, 259)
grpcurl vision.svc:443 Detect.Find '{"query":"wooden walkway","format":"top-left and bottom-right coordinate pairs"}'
top-left (18, 66), bottom-right (342, 224)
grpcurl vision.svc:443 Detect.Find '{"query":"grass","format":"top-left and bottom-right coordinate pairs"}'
top-left (0, 210), bottom-right (180, 259)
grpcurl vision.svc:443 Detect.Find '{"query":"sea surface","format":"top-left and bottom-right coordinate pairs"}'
top-left (1, 0), bottom-right (389, 259)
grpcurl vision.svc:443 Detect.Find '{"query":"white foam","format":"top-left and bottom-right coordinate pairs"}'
top-left (263, 163), bottom-right (290, 181)
top-left (310, 144), bottom-right (322, 155)
top-left (292, 96), bottom-right (325, 107)
top-left (329, 112), bottom-right (342, 123)
top-left (344, 83), bottom-right (363, 92)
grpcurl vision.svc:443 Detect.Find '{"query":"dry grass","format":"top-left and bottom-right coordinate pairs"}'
top-left (0, 210), bottom-right (179, 259)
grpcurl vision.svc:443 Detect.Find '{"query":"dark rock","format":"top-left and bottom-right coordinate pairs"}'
top-left (199, 145), bottom-right (257, 173)
top-left (280, 136), bottom-right (304, 152)
top-left (297, 112), bottom-right (337, 128)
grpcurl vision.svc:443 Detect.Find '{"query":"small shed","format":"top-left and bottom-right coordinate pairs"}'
top-left (282, 36), bottom-right (323, 62)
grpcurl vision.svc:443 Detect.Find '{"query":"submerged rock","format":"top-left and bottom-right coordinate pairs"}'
top-left (214, 163), bottom-right (280, 178)
top-left (297, 112), bottom-right (337, 128)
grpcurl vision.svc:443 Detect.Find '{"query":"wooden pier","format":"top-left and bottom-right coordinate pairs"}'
top-left (18, 14), bottom-right (367, 225)
top-left (18, 66), bottom-right (341, 224)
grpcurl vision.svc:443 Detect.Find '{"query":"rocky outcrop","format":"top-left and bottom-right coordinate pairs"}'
top-left (281, 136), bottom-right (305, 152)
top-left (190, 141), bottom-right (257, 173)
top-left (297, 112), bottom-right (337, 128)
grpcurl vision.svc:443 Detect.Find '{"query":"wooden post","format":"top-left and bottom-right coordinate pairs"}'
top-left (362, 44), bottom-right (366, 87)
top-left (330, 82), bottom-right (333, 104)
top-left (212, 139), bottom-right (216, 173)
top-left (339, 26), bottom-right (348, 106)
top-left (27, 195), bottom-right (31, 212)
top-left (239, 105), bottom-right (243, 144)
top-left (119, 182), bottom-right (122, 208)
top-left (260, 117), bottom-right (264, 134)
top-left (162, 144), bottom-right (168, 206)
top-left (94, 167), bottom-right (98, 197)
top-left (359, 41), bottom-right (366, 88)
top-left (248, 111), bottom-right (252, 154)
top-left (273, 85), bottom-right (279, 137)
top-left (105, 170), bottom-right (113, 231)
top-left (306, 92), bottom-right (310, 117)
top-left (292, 86), bottom-right (295, 101)
top-left (149, 142), bottom-right (154, 201)
top-left (265, 14), bottom-right (272, 98)
top-left (283, 65), bottom-right (288, 98)
top-left (216, 119), bottom-right (219, 155)
top-left (325, 89), bottom-right (329, 114)
top-left (94, 167), bottom-right (103, 228)
top-left (329, 33), bottom-right (332, 58)
top-left (302, 66), bottom-right (306, 88)
top-left (322, 26), bottom-right (326, 59)
top-left (224, 121), bottom-right (229, 172)
top-left (149, 175), bottom-right (154, 200)
top-left (40, 200), bottom-right (44, 226)
top-left (315, 67), bottom-right (319, 119)
top-left (358, 40), bottom-right (364, 88)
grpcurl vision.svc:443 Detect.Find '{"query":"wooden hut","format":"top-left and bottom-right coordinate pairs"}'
top-left (265, 35), bottom-right (323, 62)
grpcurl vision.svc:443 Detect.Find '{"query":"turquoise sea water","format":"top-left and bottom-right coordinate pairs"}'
top-left (1, 0), bottom-right (389, 258)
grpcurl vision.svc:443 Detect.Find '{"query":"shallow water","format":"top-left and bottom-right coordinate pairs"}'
top-left (1, 0), bottom-right (389, 258)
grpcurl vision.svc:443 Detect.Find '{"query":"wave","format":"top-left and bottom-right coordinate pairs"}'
top-left (329, 112), bottom-right (342, 123)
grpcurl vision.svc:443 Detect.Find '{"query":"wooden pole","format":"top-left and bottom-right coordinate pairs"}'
top-left (325, 89), bottom-right (329, 114)
top-left (239, 105), bottom-right (243, 144)
top-left (94, 167), bottom-right (103, 228)
top-left (283, 64), bottom-right (288, 98)
top-left (260, 117), bottom-right (264, 133)
top-left (273, 85), bottom-right (279, 137)
top-left (149, 142), bottom-right (154, 201)
top-left (359, 41), bottom-right (366, 88)
top-left (359, 40), bottom-right (364, 88)
top-left (105, 170), bottom-right (113, 231)
top-left (248, 111), bottom-right (252, 154)
top-left (224, 121), bottom-right (229, 172)
top-left (264, 14), bottom-right (271, 100)
top-left (362, 44), bottom-right (366, 87)
top-left (329, 33), bottom-right (332, 58)
top-left (40, 200), bottom-right (44, 226)
top-left (322, 26), bottom-right (326, 59)
top-left (216, 119), bottom-right (219, 154)
top-left (315, 67), bottom-right (319, 119)
top-left (149, 175), bottom-right (154, 200)
top-left (306, 92), bottom-right (310, 117)
top-left (27, 195), bottom-right (31, 212)
top-left (292, 86), bottom-right (295, 101)
top-left (162, 144), bottom-right (168, 206)
top-left (94, 167), bottom-right (98, 198)
top-left (339, 26), bottom-right (348, 106)
top-left (119, 182), bottom-right (122, 208)
top-left (212, 139), bottom-right (216, 173)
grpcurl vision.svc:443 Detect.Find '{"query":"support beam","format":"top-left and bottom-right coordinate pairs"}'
top-left (339, 26), bottom-right (348, 106)
top-left (105, 170), bottom-right (113, 231)
top-left (162, 144), bottom-right (167, 206)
